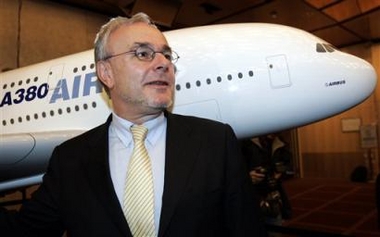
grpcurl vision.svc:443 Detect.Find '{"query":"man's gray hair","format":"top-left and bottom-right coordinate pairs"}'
top-left (94, 12), bottom-right (157, 62)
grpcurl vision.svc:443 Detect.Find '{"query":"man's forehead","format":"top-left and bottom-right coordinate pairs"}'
top-left (109, 23), bottom-right (168, 48)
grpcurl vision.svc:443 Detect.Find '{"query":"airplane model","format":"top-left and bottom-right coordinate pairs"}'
top-left (0, 23), bottom-right (377, 192)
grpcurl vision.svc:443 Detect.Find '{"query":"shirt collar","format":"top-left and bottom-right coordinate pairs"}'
top-left (111, 112), bottom-right (166, 147)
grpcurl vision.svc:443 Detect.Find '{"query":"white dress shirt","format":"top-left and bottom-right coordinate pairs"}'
top-left (108, 112), bottom-right (166, 232)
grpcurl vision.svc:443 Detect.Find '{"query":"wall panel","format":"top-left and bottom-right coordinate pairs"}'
top-left (0, 0), bottom-right (108, 70)
top-left (0, 0), bottom-right (19, 71)
top-left (20, 0), bottom-right (108, 66)
top-left (302, 152), bottom-right (367, 180)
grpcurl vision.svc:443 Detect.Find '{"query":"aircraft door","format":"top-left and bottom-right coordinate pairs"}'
top-left (266, 55), bottom-right (291, 88)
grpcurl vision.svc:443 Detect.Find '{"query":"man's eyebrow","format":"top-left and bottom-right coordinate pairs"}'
top-left (133, 42), bottom-right (172, 51)
top-left (133, 42), bottom-right (150, 48)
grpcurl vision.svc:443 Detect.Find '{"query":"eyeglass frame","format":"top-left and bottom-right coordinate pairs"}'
top-left (103, 45), bottom-right (180, 63)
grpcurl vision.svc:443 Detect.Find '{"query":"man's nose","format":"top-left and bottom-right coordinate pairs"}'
top-left (153, 53), bottom-right (171, 71)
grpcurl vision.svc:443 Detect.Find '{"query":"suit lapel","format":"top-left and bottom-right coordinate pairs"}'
top-left (158, 113), bottom-right (201, 237)
top-left (82, 116), bottom-right (132, 237)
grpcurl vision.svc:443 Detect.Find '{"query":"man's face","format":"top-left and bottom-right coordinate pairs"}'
top-left (101, 22), bottom-right (176, 116)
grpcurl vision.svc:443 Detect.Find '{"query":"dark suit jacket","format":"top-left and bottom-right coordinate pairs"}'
top-left (2, 112), bottom-right (266, 236)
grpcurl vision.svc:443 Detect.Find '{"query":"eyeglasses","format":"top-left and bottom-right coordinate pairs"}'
top-left (104, 45), bottom-right (180, 63)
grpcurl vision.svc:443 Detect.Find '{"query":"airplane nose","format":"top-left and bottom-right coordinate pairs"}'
top-left (348, 56), bottom-right (377, 102)
top-left (319, 53), bottom-right (378, 120)
top-left (364, 60), bottom-right (377, 86)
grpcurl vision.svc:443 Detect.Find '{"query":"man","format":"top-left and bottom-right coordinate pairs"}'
top-left (241, 134), bottom-right (292, 226)
top-left (0, 13), bottom-right (265, 236)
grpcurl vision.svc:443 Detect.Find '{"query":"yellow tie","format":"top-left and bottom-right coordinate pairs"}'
top-left (123, 125), bottom-right (156, 237)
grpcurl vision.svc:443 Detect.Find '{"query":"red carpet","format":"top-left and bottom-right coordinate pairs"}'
top-left (282, 178), bottom-right (379, 237)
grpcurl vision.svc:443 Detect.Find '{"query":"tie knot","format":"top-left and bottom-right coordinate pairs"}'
top-left (130, 125), bottom-right (148, 142)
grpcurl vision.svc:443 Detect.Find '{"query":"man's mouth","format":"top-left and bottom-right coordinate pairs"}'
top-left (146, 81), bottom-right (169, 86)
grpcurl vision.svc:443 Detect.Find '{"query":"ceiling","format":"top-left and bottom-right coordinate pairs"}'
top-left (49, 0), bottom-right (380, 48)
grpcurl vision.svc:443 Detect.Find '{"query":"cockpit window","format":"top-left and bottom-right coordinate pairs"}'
top-left (316, 43), bottom-right (326, 52)
top-left (316, 43), bottom-right (336, 53)
top-left (323, 43), bottom-right (336, 52)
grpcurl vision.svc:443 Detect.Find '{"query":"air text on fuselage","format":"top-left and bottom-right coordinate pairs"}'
top-left (0, 72), bottom-right (102, 107)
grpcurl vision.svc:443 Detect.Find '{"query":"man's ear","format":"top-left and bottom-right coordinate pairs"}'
top-left (96, 61), bottom-right (114, 89)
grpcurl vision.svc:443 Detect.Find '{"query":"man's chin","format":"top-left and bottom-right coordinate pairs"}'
top-left (151, 98), bottom-right (173, 109)
top-left (153, 103), bottom-right (171, 110)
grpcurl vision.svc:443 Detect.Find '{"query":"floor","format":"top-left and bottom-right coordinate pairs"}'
top-left (281, 178), bottom-right (379, 237)
top-left (1, 178), bottom-right (379, 236)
